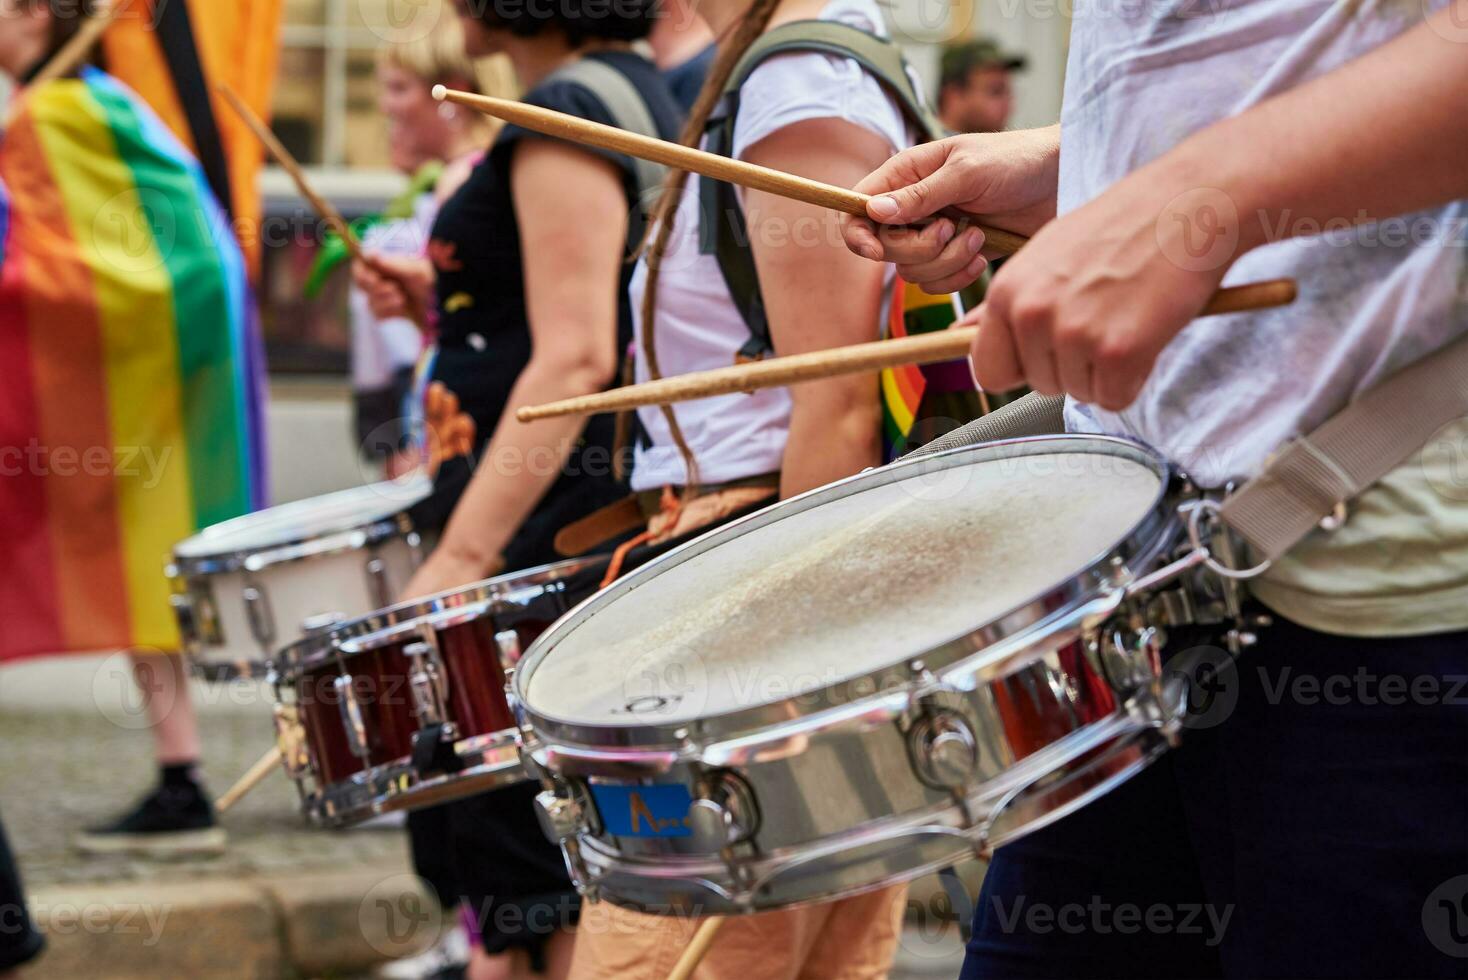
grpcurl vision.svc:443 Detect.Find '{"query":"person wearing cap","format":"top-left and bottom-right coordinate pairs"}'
top-left (936, 37), bottom-right (1026, 134)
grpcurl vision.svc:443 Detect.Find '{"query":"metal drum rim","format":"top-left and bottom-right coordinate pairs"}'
top-left (170, 479), bottom-right (431, 576)
top-left (514, 434), bottom-right (1176, 752)
top-left (278, 554), bottom-right (608, 677)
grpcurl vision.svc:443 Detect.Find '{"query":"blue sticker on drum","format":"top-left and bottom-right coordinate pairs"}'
top-left (591, 784), bottom-right (694, 838)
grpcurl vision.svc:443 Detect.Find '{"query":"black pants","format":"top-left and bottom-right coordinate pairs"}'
top-left (962, 613), bottom-right (1468, 979)
top-left (409, 784), bottom-right (579, 969)
top-left (0, 813), bottom-right (43, 972)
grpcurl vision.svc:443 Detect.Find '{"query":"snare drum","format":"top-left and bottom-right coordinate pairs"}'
top-left (275, 556), bottom-right (607, 827)
top-left (168, 478), bottom-right (431, 680)
top-left (514, 435), bottom-right (1239, 914)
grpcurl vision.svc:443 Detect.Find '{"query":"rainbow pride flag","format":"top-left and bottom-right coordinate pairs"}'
top-left (0, 69), bottom-right (266, 662)
top-left (880, 279), bottom-right (984, 460)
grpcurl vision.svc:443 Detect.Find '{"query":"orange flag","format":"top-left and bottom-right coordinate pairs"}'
top-left (103, 0), bottom-right (285, 276)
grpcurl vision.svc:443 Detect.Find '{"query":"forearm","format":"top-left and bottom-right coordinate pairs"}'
top-left (434, 360), bottom-right (601, 569)
top-left (779, 392), bottom-right (881, 498)
top-left (1158, 6), bottom-right (1468, 254)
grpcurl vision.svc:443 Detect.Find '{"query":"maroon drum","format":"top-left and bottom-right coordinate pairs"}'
top-left (272, 556), bottom-right (607, 826)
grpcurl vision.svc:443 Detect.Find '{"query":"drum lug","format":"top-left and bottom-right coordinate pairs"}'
top-left (535, 789), bottom-right (585, 844)
top-left (404, 641), bottom-right (450, 729)
top-left (364, 554), bottom-right (392, 609)
top-left (169, 584), bottom-right (197, 642)
top-left (300, 612), bottom-right (346, 636)
top-left (333, 675), bottom-right (371, 761)
top-left (908, 709), bottom-right (980, 790)
top-left (1086, 624), bottom-right (1166, 697)
top-left (493, 629), bottom-right (523, 670)
top-left (687, 770), bottom-right (759, 851)
top-left (243, 580), bottom-right (277, 652)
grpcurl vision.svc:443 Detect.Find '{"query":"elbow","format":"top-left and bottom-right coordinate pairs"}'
top-left (791, 386), bottom-right (882, 458)
top-left (533, 349), bottom-right (620, 398)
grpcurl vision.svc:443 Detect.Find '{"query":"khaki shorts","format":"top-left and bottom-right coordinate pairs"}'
top-left (568, 885), bottom-right (908, 980)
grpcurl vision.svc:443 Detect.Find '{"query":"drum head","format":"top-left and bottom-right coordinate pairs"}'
top-left (175, 475), bottom-right (431, 561)
top-left (522, 437), bottom-right (1168, 729)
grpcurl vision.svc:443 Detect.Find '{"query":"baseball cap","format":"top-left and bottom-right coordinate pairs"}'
top-left (939, 37), bottom-right (1028, 88)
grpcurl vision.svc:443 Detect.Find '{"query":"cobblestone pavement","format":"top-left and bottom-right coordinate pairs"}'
top-left (0, 703), bottom-right (411, 889)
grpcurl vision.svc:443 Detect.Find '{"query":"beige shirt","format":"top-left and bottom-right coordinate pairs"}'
top-left (1250, 418), bottom-right (1468, 637)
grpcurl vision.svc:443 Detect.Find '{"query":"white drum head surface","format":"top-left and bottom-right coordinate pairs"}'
top-left (527, 451), bottom-right (1162, 726)
top-left (175, 475), bottom-right (431, 559)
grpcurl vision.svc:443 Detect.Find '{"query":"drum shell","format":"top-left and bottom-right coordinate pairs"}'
top-left (533, 633), bottom-right (1177, 914)
top-left (281, 557), bottom-right (606, 826)
top-left (173, 534), bottom-right (419, 680)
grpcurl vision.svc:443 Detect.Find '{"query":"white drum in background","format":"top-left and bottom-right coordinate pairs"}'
top-left (515, 435), bottom-right (1256, 914)
top-left (168, 477), bottom-right (431, 680)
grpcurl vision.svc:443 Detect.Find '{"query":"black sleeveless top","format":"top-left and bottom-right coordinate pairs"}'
top-left (414, 51), bottom-right (683, 568)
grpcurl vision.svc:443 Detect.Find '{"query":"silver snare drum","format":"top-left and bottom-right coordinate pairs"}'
top-left (168, 478), bottom-right (430, 680)
top-left (514, 436), bottom-right (1243, 914)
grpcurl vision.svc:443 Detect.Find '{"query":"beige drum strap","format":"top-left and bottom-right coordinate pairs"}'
top-left (902, 335), bottom-right (1468, 565)
top-left (1219, 331), bottom-right (1468, 562)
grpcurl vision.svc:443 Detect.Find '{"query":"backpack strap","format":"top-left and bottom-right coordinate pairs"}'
top-left (699, 22), bottom-right (946, 361)
top-left (543, 58), bottom-right (667, 253)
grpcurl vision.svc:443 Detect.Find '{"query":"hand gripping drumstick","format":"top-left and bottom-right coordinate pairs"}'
top-left (218, 85), bottom-right (432, 334)
top-left (432, 85), bottom-right (1030, 256)
top-left (667, 918), bottom-right (725, 980)
top-left (215, 746), bottom-right (283, 814)
top-left (515, 279), bottom-right (1297, 422)
top-left (424, 89), bottom-right (1299, 422)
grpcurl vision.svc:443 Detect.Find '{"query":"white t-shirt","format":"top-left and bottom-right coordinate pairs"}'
top-left (630, 0), bottom-right (917, 491)
top-left (1057, 0), bottom-right (1468, 635)
top-left (350, 192), bottom-right (434, 391)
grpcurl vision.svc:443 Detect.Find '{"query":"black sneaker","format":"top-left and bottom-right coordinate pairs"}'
top-left (74, 780), bottom-right (227, 856)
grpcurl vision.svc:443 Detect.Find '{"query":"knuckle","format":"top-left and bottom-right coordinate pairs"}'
top-left (1010, 296), bottom-right (1052, 328)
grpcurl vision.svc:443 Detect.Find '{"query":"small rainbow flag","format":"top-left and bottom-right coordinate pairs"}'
top-left (880, 279), bottom-right (982, 460)
top-left (0, 69), bottom-right (266, 662)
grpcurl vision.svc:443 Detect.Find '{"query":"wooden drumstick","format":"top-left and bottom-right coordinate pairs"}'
top-left (218, 85), bottom-right (432, 333)
top-left (431, 86), bottom-right (1033, 256)
top-left (517, 279), bottom-right (1297, 422)
top-left (667, 918), bottom-right (725, 980)
top-left (25, 0), bottom-right (121, 90)
top-left (215, 746), bottom-right (283, 814)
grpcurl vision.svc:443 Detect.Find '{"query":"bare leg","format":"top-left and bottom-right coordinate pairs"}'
top-left (73, 652), bottom-right (222, 853)
top-left (130, 652), bottom-right (201, 766)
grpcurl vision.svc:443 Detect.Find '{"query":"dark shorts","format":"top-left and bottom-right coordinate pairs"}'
top-left (0, 813), bottom-right (44, 972)
top-left (409, 783), bottom-right (579, 970)
top-left (962, 612), bottom-right (1468, 979)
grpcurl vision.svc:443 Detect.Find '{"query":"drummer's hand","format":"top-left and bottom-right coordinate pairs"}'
top-left (842, 127), bottom-right (1061, 294)
top-left (965, 160), bottom-right (1237, 411)
top-left (351, 253), bottom-right (433, 322)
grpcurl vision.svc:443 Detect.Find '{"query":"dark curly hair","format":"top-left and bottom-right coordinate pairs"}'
top-left (39, 0), bottom-right (102, 65)
top-left (459, 0), bottom-right (659, 45)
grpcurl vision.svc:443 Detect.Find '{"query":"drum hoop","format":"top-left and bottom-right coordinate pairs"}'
top-left (171, 480), bottom-right (431, 576)
top-left (514, 435), bottom-right (1176, 752)
top-left (278, 555), bottom-right (608, 676)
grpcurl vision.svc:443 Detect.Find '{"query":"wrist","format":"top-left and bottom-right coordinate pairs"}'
top-left (439, 536), bottom-right (502, 579)
top-left (1163, 117), bottom-right (1276, 257)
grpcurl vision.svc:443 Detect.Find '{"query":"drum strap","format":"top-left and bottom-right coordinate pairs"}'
top-left (901, 336), bottom-right (1468, 565)
top-left (1219, 331), bottom-right (1468, 562)
top-left (541, 57), bottom-right (668, 256)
